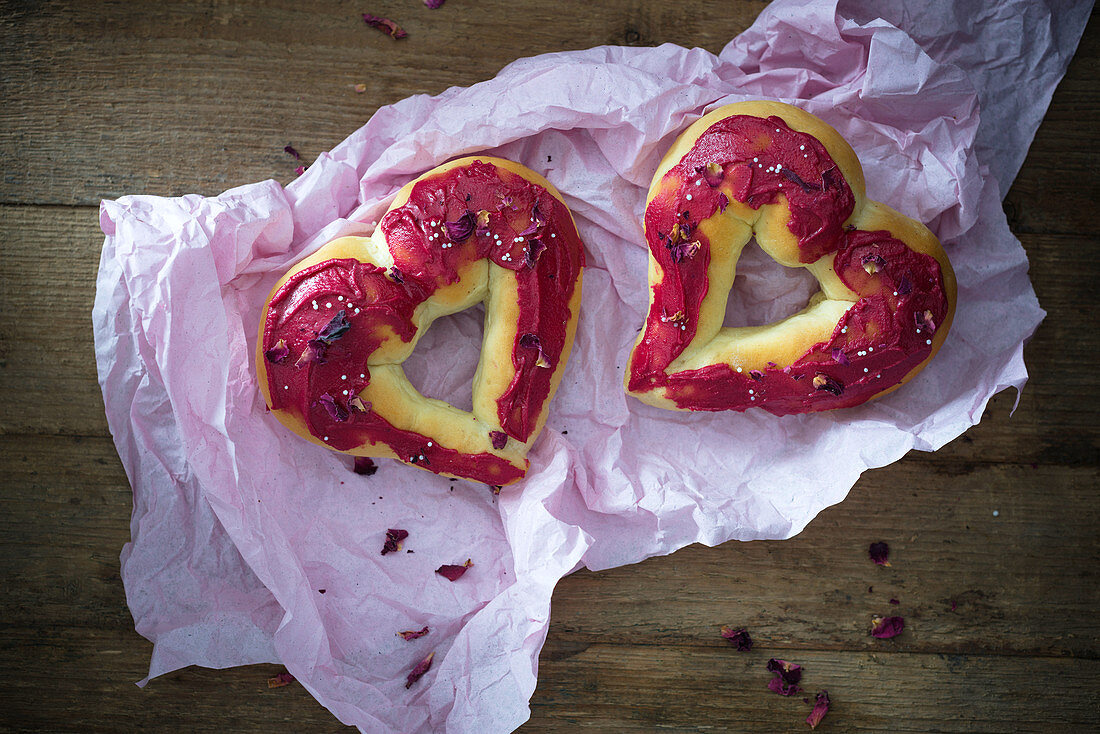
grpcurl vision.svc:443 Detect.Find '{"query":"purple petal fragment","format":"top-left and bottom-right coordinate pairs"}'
top-left (398, 626), bottom-right (429, 640)
top-left (697, 162), bottom-right (724, 187)
top-left (317, 309), bottom-right (351, 344)
top-left (295, 339), bottom-right (326, 367)
top-left (475, 209), bottom-right (491, 238)
top-left (519, 333), bottom-right (551, 368)
top-left (812, 373), bottom-right (843, 396)
top-left (861, 253), bottom-right (887, 275)
top-left (424, 0), bottom-right (445, 7)
top-left (871, 615), bottom-right (905, 639)
top-left (524, 238), bottom-right (546, 268)
top-left (896, 274), bottom-right (913, 295)
top-left (294, 165), bottom-right (305, 176)
top-left (869, 541), bottom-right (891, 566)
top-left (316, 393), bottom-right (349, 422)
top-left (916, 309), bottom-right (937, 334)
top-left (444, 211), bottom-right (475, 242)
top-left (667, 239), bottom-right (700, 263)
top-left (363, 13), bottom-right (407, 39)
top-left (766, 658), bottom-right (803, 696)
top-left (381, 528), bottom-right (409, 555)
top-left (717, 193), bottom-right (730, 212)
top-left (720, 626), bottom-right (753, 652)
top-left (353, 457), bottom-right (377, 476)
top-left (264, 339), bottom-right (289, 364)
top-left (831, 347), bottom-right (850, 366)
top-left (749, 369), bottom-right (764, 381)
top-left (781, 166), bottom-right (822, 193)
top-left (489, 431), bottom-right (508, 450)
top-left (807, 690), bottom-right (830, 729)
top-left (436, 559), bottom-right (472, 581)
top-left (267, 671), bottom-right (296, 688)
top-left (405, 651), bottom-right (434, 688)
top-left (347, 395), bottom-right (371, 413)
top-left (283, 144), bottom-right (300, 160)
top-left (389, 266), bottom-right (404, 284)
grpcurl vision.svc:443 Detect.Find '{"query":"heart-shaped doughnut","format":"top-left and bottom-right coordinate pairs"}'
top-left (626, 101), bottom-right (956, 414)
top-left (258, 157), bottom-right (585, 486)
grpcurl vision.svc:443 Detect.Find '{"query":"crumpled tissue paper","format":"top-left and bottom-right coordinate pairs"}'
top-left (93, 0), bottom-right (1091, 730)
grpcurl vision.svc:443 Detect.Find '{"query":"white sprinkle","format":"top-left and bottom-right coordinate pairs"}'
top-left (312, 303), bottom-right (318, 310)
top-left (360, 373), bottom-right (365, 378)
top-left (342, 390), bottom-right (348, 396)
top-left (778, 183), bottom-right (783, 188)
top-left (326, 302), bottom-right (332, 308)
top-left (926, 339), bottom-right (932, 345)
top-left (799, 145), bottom-right (805, 151)
top-left (916, 328), bottom-right (922, 334)
top-left (686, 194), bottom-right (693, 201)
top-left (993, 510), bottom-right (1000, 517)
top-left (284, 385), bottom-right (289, 390)
top-left (803, 154), bottom-right (808, 158)
top-left (868, 347), bottom-right (873, 352)
top-left (323, 436), bottom-right (328, 441)
top-left (427, 441), bottom-right (433, 447)
top-left (750, 396), bottom-right (756, 401)
top-left (748, 389), bottom-right (754, 395)
top-left (864, 368), bottom-right (869, 373)
top-left (551, 233), bottom-right (556, 238)
top-left (893, 291), bottom-right (898, 296)
top-left (418, 454), bottom-right (425, 461)
top-left (341, 375), bottom-right (347, 380)
top-left (695, 179), bottom-right (702, 186)
top-left (354, 308), bottom-right (360, 314)
top-left (775, 128), bottom-right (781, 133)
top-left (337, 295), bottom-right (344, 301)
top-left (841, 327), bottom-right (847, 334)
top-left (776, 163), bottom-right (782, 171)
top-left (758, 163), bottom-right (763, 168)
top-left (753, 157), bottom-right (759, 162)
top-left (431, 220), bottom-right (438, 226)
top-left (735, 366), bottom-right (743, 373)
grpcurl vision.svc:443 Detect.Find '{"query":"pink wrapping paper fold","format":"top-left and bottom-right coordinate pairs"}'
top-left (93, 1), bottom-right (1090, 730)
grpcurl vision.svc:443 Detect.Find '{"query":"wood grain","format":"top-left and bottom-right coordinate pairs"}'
top-left (0, 1), bottom-right (1097, 732)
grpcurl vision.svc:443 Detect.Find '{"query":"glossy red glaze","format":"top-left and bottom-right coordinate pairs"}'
top-left (630, 115), bottom-right (948, 414)
top-left (262, 161), bottom-right (583, 481)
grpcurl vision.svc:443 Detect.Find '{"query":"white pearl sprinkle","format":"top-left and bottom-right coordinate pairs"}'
top-left (864, 368), bottom-right (869, 373)
top-left (993, 510), bottom-right (1000, 517)
top-left (354, 308), bottom-right (360, 314)
top-left (748, 389), bottom-right (754, 395)
top-left (776, 163), bottom-right (782, 171)
top-left (799, 145), bottom-right (805, 151)
top-left (284, 385), bottom-right (288, 390)
top-left (359, 373), bottom-right (365, 378)
top-left (326, 303), bottom-right (332, 308)
top-left (551, 233), bottom-right (556, 238)
top-left (341, 375), bottom-right (347, 380)
top-left (751, 396), bottom-right (756, 401)
top-left (736, 366), bottom-right (743, 373)
top-left (337, 296), bottom-right (344, 301)
top-left (695, 180), bottom-right (701, 186)
top-left (342, 390), bottom-right (348, 395)
top-left (323, 436), bottom-right (328, 441)
top-left (893, 291), bottom-right (898, 296)
top-left (431, 220), bottom-right (438, 226)
top-left (868, 347), bottom-right (873, 352)
top-left (926, 339), bottom-right (932, 345)
top-left (753, 157), bottom-right (759, 162)
top-left (312, 303), bottom-right (318, 310)
top-left (775, 128), bottom-right (781, 133)
top-left (685, 194), bottom-right (692, 201)
top-left (427, 442), bottom-right (433, 447)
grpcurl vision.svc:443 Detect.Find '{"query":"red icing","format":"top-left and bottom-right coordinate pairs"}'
top-left (262, 160), bottom-right (583, 482)
top-left (630, 115), bottom-right (948, 415)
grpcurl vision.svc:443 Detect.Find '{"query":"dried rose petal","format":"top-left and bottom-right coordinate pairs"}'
top-left (405, 651), bottom-right (434, 688)
top-left (436, 559), bottom-right (473, 581)
top-left (294, 338), bottom-right (326, 367)
top-left (950, 599), bottom-right (958, 612)
top-left (518, 333), bottom-right (551, 368)
top-left (697, 162), bottom-right (723, 187)
top-left (489, 431), bottom-right (508, 450)
top-left (749, 369), bottom-right (764, 381)
top-left (444, 211), bottom-right (475, 242)
top-left (294, 165), bottom-right (305, 176)
top-left (317, 309), bottom-right (351, 344)
top-left (781, 166), bottom-right (823, 194)
top-left (821, 166), bottom-right (842, 191)
top-left (475, 209), bottom-right (491, 237)
top-left (830, 347), bottom-right (850, 366)
top-left (812, 373), bottom-right (843, 396)
top-left (519, 203), bottom-right (547, 236)
top-left (381, 528), bottom-right (409, 555)
top-left (806, 690), bottom-right (830, 729)
top-left (871, 615), bottom-right (905, 639)
top-left (389, 266), bottom-right (404, 284)
top-left (717, 193), bottom-right (730, 212)
top-left (316, 393), bottom-right (349, 422)
top-left (524, 238), bottom-right (546, 268)
top-left (267, 671), bottom-right (296, 688)
top-left (896, 274), bottom-right (913, 295)
top-left (362, 13), bottom-right (407, 39)
top-left (667, 239), bottom-right (700, 263)
top-left (264, 339), bottom-right (289, 364)
top-left (766, 658), bottom-right (803, 696)
top-left (283, 144), bottom-right (300, 160)
top-left (720, 626), bottom-right (752, 651)
top-left (916, 309), bottom-right (937, 334)
top-left (889, 598), bottom-right (900, 605)
top-left (861, 253), bottom-right (886, 275)
top-left (869, 541), bottom-right (891, 566)
top-left (353, 83), bottom-right (367, 93)
top-left (347, 395), bottom-right (371, 413)
top-left (398, 626), bottom-right (430, 641)
top-left (353, 457), bottom-right (377, 475)
top-left (424, 0), bottom-right (445, 7)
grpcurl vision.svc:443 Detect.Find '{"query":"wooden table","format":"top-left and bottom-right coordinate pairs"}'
top-left (2, 2), bottom-right (1097, 731)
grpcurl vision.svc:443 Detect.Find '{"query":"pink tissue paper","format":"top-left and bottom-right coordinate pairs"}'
top-left (93, 1), bottom-right (1090, 731)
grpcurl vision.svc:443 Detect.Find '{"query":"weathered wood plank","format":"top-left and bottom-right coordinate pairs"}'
top-left (1, 625), bottom-right (1095, 732)
top-left (3, 434), bottom-right (1096, 658)
top-left (1, 205), bottom-right (1098, 469)
top-left (528, 646), bottom-right (1100, 732)
top-left (0, 0), bottom-right (768, 207)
